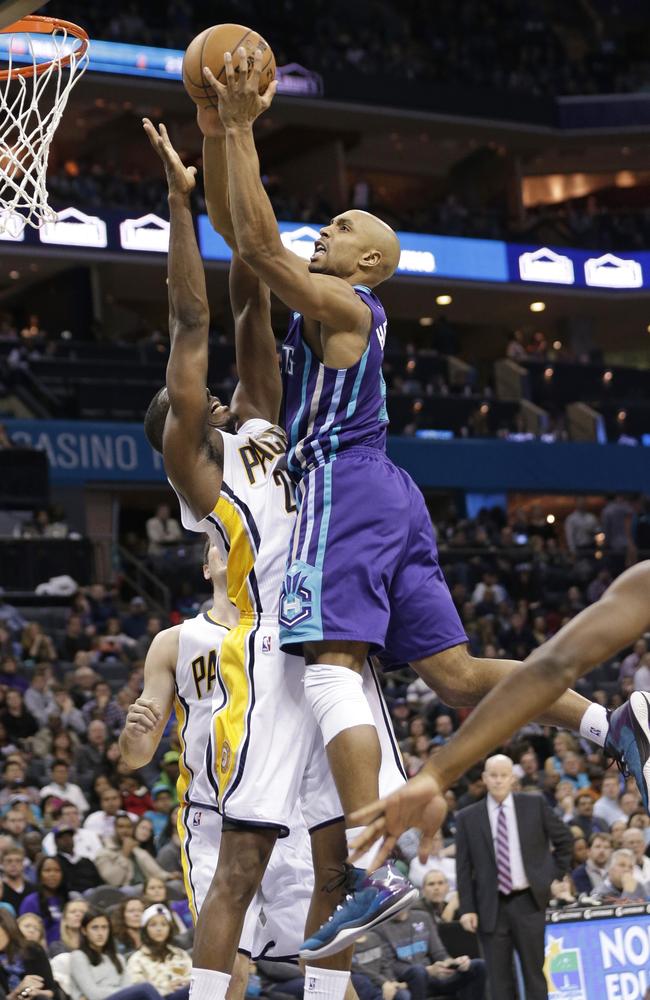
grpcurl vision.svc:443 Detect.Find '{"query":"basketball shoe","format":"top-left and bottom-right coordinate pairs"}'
top-left (604, 691), bottom-right (650, 811)
top-left (299, 862), bottom-right (418, 959)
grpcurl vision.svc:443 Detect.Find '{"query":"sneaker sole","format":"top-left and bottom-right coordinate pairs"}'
top-left (630, 690), bottom-right (650, 810)
top-left (298, 887), bottom-right (420, 959)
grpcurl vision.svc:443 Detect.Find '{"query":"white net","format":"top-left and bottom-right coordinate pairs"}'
top-left (0, 19), bottom-right (89, 234)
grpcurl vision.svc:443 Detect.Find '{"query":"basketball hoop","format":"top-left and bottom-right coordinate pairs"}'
top-left (0, 14), bottom-right (89, 234)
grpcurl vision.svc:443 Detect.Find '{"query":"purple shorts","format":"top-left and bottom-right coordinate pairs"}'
top-left (278, 447), bottom-right (467, 663)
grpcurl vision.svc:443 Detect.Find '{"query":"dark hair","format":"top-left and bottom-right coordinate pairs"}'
top-left (141, 910), bottom-right (174, 962)
top-left (0, 907), bottom-right (29, 961)
top-left (134, 818), bottom-right (156, 857)
top-left (144, 387), bottom-right (170, 453)
top-left (111, 898), bottom-right (143, 951)
top-left (52, 759), bottom-right (69, 770)
top-left (80, 908), bottom-right (122, 972)
top-left (35, 855), bottom-right (68, 925)
top-left (202, 534), bottom-right (211, 565)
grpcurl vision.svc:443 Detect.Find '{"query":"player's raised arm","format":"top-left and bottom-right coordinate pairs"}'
top-left (143, 119), bottom-right (222, 513)
top-left (197, 104), bottom-right (238, 251)
top-left (205, 52), bottom-right (367, 332)
top-left (119, 627), bottom-right (178, 769)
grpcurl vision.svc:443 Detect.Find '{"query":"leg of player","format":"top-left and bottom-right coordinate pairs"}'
top-left (412, 643), bottom-right (642, 801)
top-left (191, 827), bottom-right (277, 1000)
top-left (227, 953), bottom-right (251, 1000)
top-left (302, 820), bottom-right (354, 993)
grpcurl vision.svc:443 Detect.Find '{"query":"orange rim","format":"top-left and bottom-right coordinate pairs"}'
top-left (0, 14), bottom-right (88, 80)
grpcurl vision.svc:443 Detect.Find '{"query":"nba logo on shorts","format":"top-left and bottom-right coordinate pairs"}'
top-left (306, 979), bottom-right (317, 992)
top-left (262, 635), bottom-right (272, 653)
top-left (192, 811), bottom-right (202, 827)
top-left (221, 741), bottom-right (231, 773)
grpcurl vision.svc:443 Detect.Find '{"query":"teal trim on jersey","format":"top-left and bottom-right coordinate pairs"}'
top-left (315, 462), bottom-right (333, 572)
top-left (353, 284), bottom-right (372, 294)
top-left (345, 340), bottom-right (370, 420)
top-left (289, 338), bottom-right (314, 460)
top-left (378, 369), bottom-right (389, 423)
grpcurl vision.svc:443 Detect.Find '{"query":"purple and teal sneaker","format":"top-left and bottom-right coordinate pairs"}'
top-left (299, 862), bottom-right (419, 959)
top-left (604, 691), bottom-right (650, 811)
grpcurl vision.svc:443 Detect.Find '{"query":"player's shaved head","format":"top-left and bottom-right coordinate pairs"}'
top-left (310, 210), bottom-right (401, 287)
top-left (348, 210), bottom-right (401, 284)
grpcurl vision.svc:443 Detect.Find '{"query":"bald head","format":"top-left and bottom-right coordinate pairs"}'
top-left (310, 211), bottom-right (401, 287)
top-left (483, 754), bottom-right (514, 803)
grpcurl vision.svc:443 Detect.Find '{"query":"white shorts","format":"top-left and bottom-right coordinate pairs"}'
top-left (211, 619), bottom-right (405, 834)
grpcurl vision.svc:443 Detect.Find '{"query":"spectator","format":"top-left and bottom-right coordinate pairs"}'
top-left (1, 846), bottom-right (34, 913)
top-left (621, 828), bottom-right (650, 889)
top-left (19, 856), bottom-right (69, 945)
top-left (620, 790), bottom-right (642, 821)
top-left (155, 755), bottom-right (179, 806)
top-left (23, 669), bottom-right (57, 729)
top-left (430, 715), bottom-right (454, 748)
top-left (42, 803), bottom-right (103, 862)
top-left (40, 761), bottom-right (89, 816)
top-left (84, 788), bottom-right (137, 842)
top-left (0, 908), bottom-right (58, 1000)
top-left (0, 691), bottom-right (38, 744)
top-left (408, 830), bottom-right (456, 890)
top-left (413, 870), bottom-right (459, 924)
top-left (593, 773), bottom-right (625, 827)
top-left (564, 499), bottom-right (599, 553)
top-left (620, 638), bottom-right (648, 680)
top-left (144, 793), bottom-right (174, 842)
top-left (146, 505), bottom-right (182, 558)
top-left (17, 914), bottom-right (46, 951)
top-left (559, 751), bottom-right (590, 791)
top-left (126, 904), bottom-right (191, 999)
top-left (95, 816), bottom-right (174, 889)
top-left (455, 767), bottom-right (485, 810)
top-left (0, 658), bottom-right (28, 693)
top-left (121, 599), bottom-right (149, 641)
top-left (119, 776), bottom-right (154, 819)
top-left (22, 833), bottom-right (44, 883)
top-left (571, 833), bottom-right (612, 896)
top-left (111, 899), bottom-right (144, 957)
top-left (155, 811), bottom-right (182, 876)
top-left (633, 652), bottom-right (650, 692)
top-left (601, 494), bottom-right (634, 556)
top-left (378, 909), bottom-right (485, 1000)
top-left (596, 849), bottom-right (649, 903)
top-left (51, 689), bottom-right (86, 736)
top-left (76, 720), bottom-right (110, 793)
top-left (69, 908), bottom-right (159, 1000)
top-left (0, 592), bottom-right (26, 635)
top-left (3, 807), bottom-right (33, 841)
top-left (82, 682), bottom-right (127, 736)
top-left (140, 881), bottom-right (186, 938)
top-left (53, 827), bottom-right (101, 893)
top-left (57, 616), bottom-right (92, 662)
top-left (0, 761), bottom-right (40, 810)
top-left (571, 793), bottom-right (608, 839)
top-left (135, 618), bottom-right (163, 660)
top-left (19, 625), bottom-right (56, 666)
top-left (49, 899), bottom-right (88, 956)
top-left (349, 929), bottom-right (398, 1000)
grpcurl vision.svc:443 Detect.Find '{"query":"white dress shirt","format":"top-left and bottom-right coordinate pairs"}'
top-left (42, 826), bottom-right (104, 861)
top-left (40, 781), bottom-right (89, 816)
top-left (487, 793), bottom-right (529, 891)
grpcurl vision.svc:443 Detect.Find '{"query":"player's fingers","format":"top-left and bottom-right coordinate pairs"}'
top-left (224, 51), bottom-right (236, 88)
top-left (349, 797), bottom-right (387, 827)
top-left (237, 46), bottom-right (248, 89)
top-left (188, 166), bottom-right (198, 178)
top-left (260, 79), bottom-right (278, 111)
top-left (249, 48), bottom-right (263, 90)
top-left (348, 815), bottom-right (386, 861)
top-left (368, 834), bottom-right (397, 873)
top-left (136, 697), bottom-right (162, 716)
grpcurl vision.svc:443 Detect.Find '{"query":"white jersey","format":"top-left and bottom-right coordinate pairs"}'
top-left (174, 419), bottom-right (295, 618)
top-left (175, 611), bottom-right (230, 809)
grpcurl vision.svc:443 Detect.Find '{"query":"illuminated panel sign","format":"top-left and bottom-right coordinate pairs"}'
top-left (508, 242), bottom-right (649, 290)
top-left (0, 36), bottom-right (323, 95)
top-left (40, 207), bottom-right (108, 248)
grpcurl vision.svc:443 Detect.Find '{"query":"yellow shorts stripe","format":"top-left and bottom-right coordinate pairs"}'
top-left (213, 495), bottom-right (256, 616)
top-left (212, 622), bottom-right (253, 804)
top-left (177, 803), bottom-right (198, 924)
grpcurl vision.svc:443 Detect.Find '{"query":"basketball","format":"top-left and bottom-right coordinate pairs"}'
top-left (182, 23), bottom-right (276, 108)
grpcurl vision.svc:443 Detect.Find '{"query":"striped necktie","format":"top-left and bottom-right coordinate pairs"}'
top-left (496, 803), bottom-right (513, 894)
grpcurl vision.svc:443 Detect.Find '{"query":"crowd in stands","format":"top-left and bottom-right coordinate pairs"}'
top-left (54, 0), bottom-right (650, 97)
top-left (0, 493), bottom-right (646, 994)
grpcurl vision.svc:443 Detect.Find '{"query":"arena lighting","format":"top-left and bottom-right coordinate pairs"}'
top-left (618, 410), bottom-right (627, 422)
top-left (530, 301), bottom-right (546, 313)
top-left (544, 367), bottom-right (554, 380)
top-left (603, 370), bottom-right (613, 383)
top-left (418, 317), bottom-right (434, 326)
top-left (8, 269), bottom-right (18, 279)
top-left (546, 514), bottom-right (556, 525)
top-left (435, 294), bottom-right (452, 305)
top-left (553, 340), bottom-right (562, 350)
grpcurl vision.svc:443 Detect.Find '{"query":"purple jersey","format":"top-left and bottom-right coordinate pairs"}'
top-left (281, 284), bottom-right (388, 476)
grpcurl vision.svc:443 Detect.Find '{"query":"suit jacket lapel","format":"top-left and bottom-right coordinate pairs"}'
top-left (479, 800), bottom-right (496, 864)
top-left (513, 794), bottom-right (529, 873)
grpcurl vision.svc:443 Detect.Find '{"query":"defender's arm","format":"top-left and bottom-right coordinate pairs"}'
top-left (143, 119), bottom-right (223, 515)
top-left (119, 627), bottom-right (178, 769)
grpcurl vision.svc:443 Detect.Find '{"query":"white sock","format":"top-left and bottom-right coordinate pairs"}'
top-left (304, 966), bottom-right (350, 1000)
top-left (346, 825), bottom-right (381, 872)
top-left (190, 968), bottom-right (231, 1000)
top-left (579, 703), bottom-right (609, 747)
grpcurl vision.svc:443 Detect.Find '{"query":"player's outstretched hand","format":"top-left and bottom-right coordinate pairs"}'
top-left (124, 697), bottom-right (162, 737)
top-left (348, 771), bottom-right (448, 870)
top-left (142, 118), bottom-right (197, 197)
top-left (204, 47), bottom-right (277, 130)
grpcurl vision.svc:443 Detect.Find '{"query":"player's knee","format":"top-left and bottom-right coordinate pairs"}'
top-left (414, 644), bottom-right (474, 706)
top-left (210, 845), bottom-right (267, 908)
top-left (304, 662), bottom-right (375, 744)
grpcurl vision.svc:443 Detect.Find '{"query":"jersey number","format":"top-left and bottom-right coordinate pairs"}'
top-left (191, 649), bottom-right (217, 700)
top-left (272, 468), bottom-right (297, 514)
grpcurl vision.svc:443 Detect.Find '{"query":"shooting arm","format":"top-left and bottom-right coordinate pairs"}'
top-left (229, 254), bottom-right (280, 424)
top-left (203, 131), bottom-right (238, 250)
top-left (224, 125), bottom-right (365, 328)
top-left (119, 628), bottom-right (177, 769)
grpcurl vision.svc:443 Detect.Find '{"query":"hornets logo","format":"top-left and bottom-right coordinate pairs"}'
top-left (279, 572), bottom-right (313, 629)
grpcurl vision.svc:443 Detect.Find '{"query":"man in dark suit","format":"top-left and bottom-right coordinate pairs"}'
top-left (455, 754), bottom-right (573, 1000)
